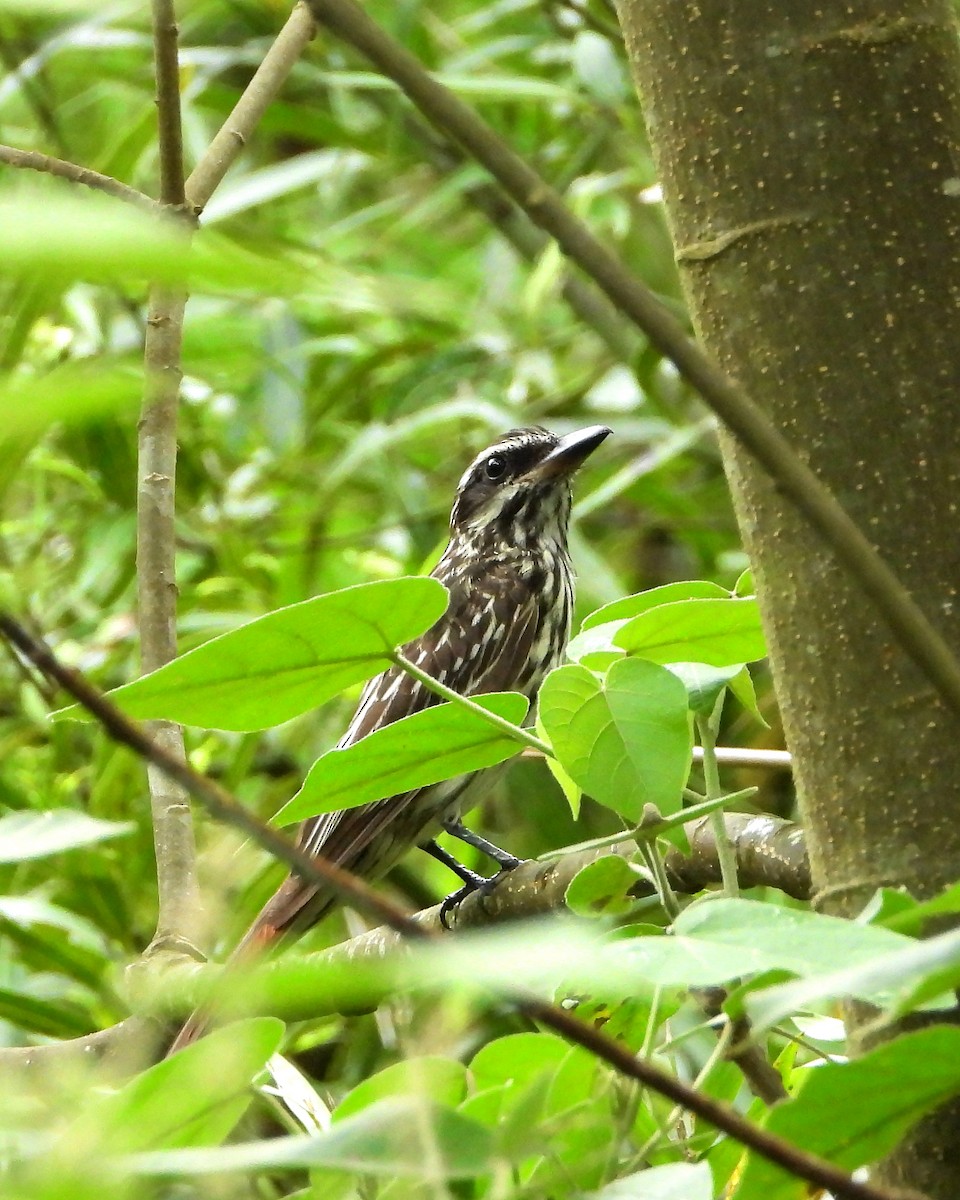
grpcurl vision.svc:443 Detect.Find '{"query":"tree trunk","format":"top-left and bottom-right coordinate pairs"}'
top-left (617, 2), bottom-right (960, 1194)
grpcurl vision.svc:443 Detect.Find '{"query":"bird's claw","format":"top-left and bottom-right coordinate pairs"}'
top-left (437, 861), bottom-right (527, 930)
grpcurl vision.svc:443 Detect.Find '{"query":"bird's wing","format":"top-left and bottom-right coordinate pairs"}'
top-left (245, 570), bottom-right (541, 938)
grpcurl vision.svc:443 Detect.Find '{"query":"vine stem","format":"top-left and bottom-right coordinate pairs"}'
top-left (391, 650), bottom-right (554, 756)
top-left (697, 710), bottom-right (740, 898)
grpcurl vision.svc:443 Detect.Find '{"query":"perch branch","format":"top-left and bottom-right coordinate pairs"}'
top-left (305, 0), bottom-right (960, 724)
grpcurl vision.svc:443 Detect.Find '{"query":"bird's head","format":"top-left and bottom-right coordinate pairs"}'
top-left (449, 425), bottom-right (611, 553)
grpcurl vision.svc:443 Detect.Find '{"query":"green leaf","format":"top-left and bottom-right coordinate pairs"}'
top-left (70, 1019), bottom-right (284, 1154)
top-left (0, 362), bottom-right (141, 443)
top-left (581, 581), bottom-right (730, 631)
top-left (744, 922), bottom-right (960, 1034)
top-left (276, 692), bottom-right (527, 824)
top-left (0, 194), bottom-right (292, 294)
top-left (538, 658), bottom-right (692, 822)
top-left (594, 1162), bottom-right (713, 1200)
top-left (335, 1057), bottom-right (468, 1122)
top-left (537, 712), bottom-right (582, 818)
top-left (666, 661), bottom-right (742, 714)
top-left (734, 1028), bottom-right (960, 1200)
top-left (615, 597), bottom-right (767, 666)
top-left (62, 578), bottom-right (448, 731)
top-left (126, 1099), bottom-right (494, 1178)
top-left (677, 898), bottom-right (910, 981)
top-left (0, 810), bottom-right (133, 861)
top-left (727, 664), bottom-right (767, 725)
top-left (565, 856), bottom-right (643, 917)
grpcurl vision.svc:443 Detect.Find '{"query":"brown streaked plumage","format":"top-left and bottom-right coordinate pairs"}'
top-left (168, 424), bottom-right (610, 1054)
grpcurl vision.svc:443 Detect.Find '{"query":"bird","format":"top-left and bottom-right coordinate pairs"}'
top-left (168, 423), bottom-right (610, 1054)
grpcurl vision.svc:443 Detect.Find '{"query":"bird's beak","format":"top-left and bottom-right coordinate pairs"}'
top-left (531, 425), bottom-right (612, 481)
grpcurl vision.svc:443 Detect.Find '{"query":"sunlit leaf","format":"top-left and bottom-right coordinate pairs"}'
top-left (69, 1019), bottom-right (285, 1154)
top-left (734, 1028), bottom-right (960, 1200)
top-left (1, 362), bottom-right (141, 442)
top-left (539, 658), bottom-right (692, 821)
top-left (61, 578), bottom-right (449, 731)
top-left (615, 597), bottom-right (767, 666)
top-left (276, 692), bottom-right (527, 823)
top-left (0, 194), bottom-right (293, 294)
top-left (126, 1099), bottom-right (493, 1177)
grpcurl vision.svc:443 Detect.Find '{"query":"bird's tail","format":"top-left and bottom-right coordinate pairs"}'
top-left (165, 918), bottom-right (282, 1057)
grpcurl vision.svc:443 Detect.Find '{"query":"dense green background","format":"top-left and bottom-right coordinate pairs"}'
top-left (5, 2), bottom-right (956, 1198)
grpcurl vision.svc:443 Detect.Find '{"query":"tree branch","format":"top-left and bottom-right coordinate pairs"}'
top-left (304, 0), bottom-right (960, 726)
top-left (185, 2), bottom-right (316, 212)
top-left (139, 0), bottom-right (198, 952)
top-left (0, 144), bottom-right (157, 211)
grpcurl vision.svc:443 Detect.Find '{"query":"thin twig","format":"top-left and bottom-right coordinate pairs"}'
top-left (185, 2), bottom-right (317, 212)
top-left (152, 0), bottom-right (186, 211)
top-left (140, 0), bottom-right (197, 950)
top-left (392, 650), bottom-right (553, 755)
top-left (304, 0), bottom-right (960, 723)
top-left (0, 614), bottom-right (910, 1200)
top-left (0, 145), bottom-right (158, 211)
top-left (697, 710), bottom-right (739, 898)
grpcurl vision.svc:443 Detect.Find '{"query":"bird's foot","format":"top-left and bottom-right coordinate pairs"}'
top-left (437, 859), bottom-right (529, 930)
top-left (440, 818), bottom-right (523, 871)
top-left (421, 831), bottom-right (527, 929)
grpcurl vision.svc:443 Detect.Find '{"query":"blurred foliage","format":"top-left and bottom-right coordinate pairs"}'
top-left (0, 0), bottom-right (842, 1196)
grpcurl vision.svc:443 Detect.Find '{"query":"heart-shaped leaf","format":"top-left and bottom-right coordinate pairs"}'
top-left (538, 658), bottom-right (691, 822)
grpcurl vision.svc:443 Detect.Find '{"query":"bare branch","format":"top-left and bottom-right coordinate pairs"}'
top-left (0, 144), bottom-right (157, 211)
top-left (140, 0), bottom-right (197, 951)
top-left (152, 0), bottom-right (187, 210)
top-left (186, 2), bottom-right (316, 212)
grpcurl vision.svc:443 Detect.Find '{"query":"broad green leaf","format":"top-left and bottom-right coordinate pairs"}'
top-left (335, 1058), bottom-right (468, 1122)
top-left (581, 581), bottom-right (730, 631)
top-left (63, 578), bottom-right (448, 731)
top-left (734, 1028), bottom-right (960, 1200)
top-left (126, 1099), bottom-right (493, 1178)
top-left (276, 692), bottom-right (527, 824)
top-left (677, 898), bottom-right (910, 979)
top-left (69, 1019), bottom-right (284, 1154)
top-left (1, 362), bottom-right (141, 442)
top-left (883, 878), bottom-right (960, 935)
top-left (666, 661), bottom-right (741, 713)
top-left (538, 658), bottom-right (692, 822)
top-left (727, 664), bottom-right (766, 725)
top-left (537, 711), bottom-right (582, 818)
top-left (744, 923), bottom-right (960, 1034)
top-left (593, 1161), bottom-right (713, 1200)
top-left (565, 620), bottom-right (627, 669)
top-left (615, 597), bottom-right (767, 666)
top-left (0, 810), bottom-right (133, 861)
top-left (570, 583), bottom-right (732, 668)
top-left (565, 856), bottom-right (644, 917)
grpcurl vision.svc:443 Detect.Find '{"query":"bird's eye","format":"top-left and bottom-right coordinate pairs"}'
top-left (484, 455), bottom-right (507, 481)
